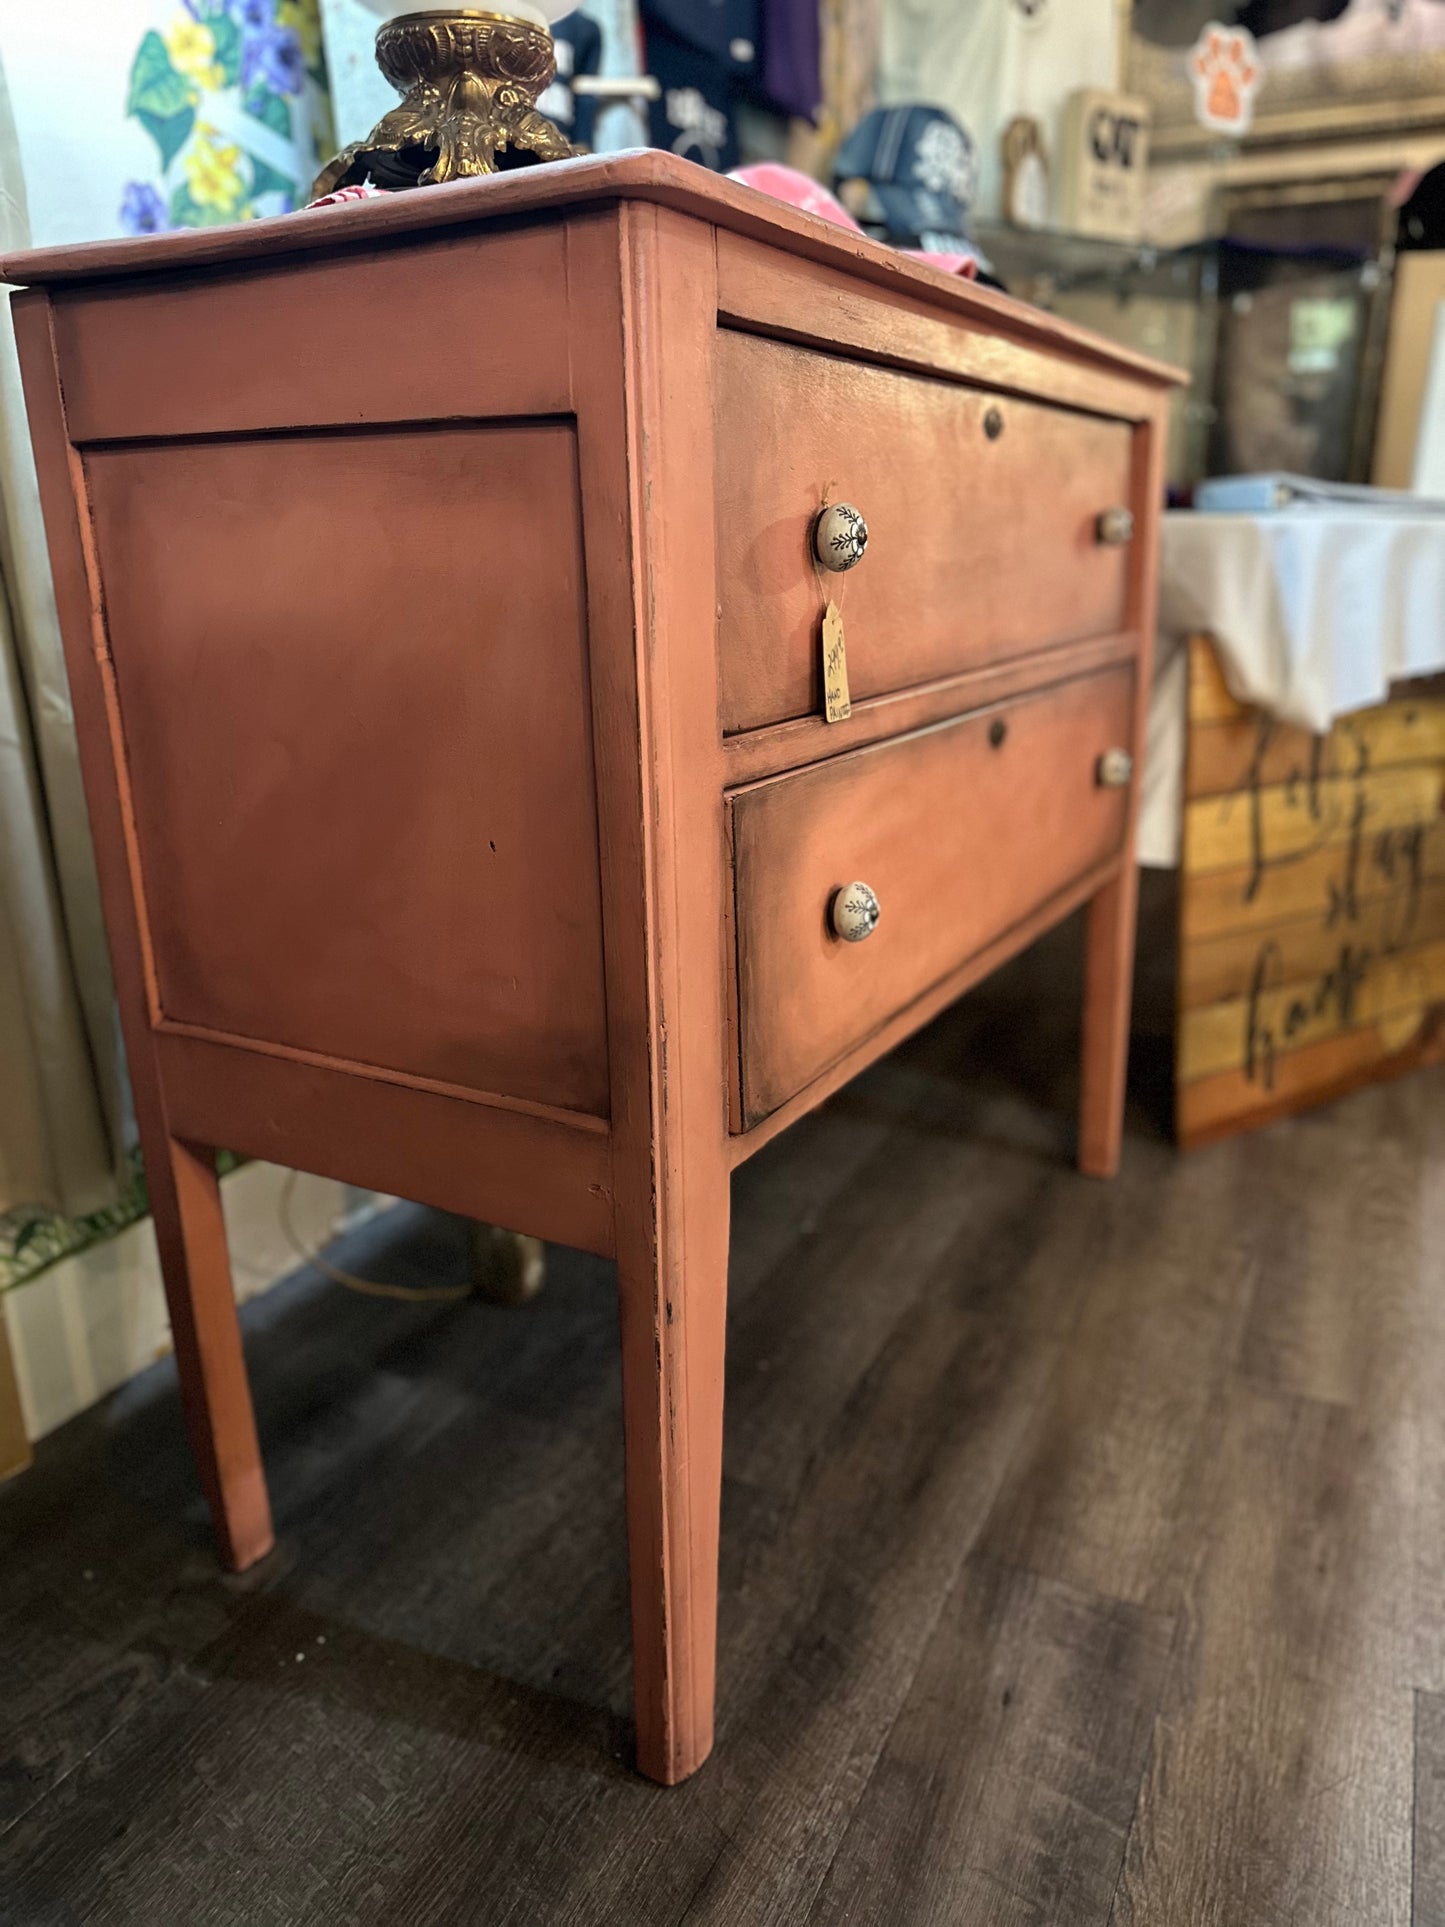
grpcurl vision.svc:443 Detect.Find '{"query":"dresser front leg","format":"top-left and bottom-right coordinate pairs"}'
top-left (151, 1136), bottom-right (274, 1571)
top-left (615, 1150), bottom-right (729, 1786)
top-left (1078, 862), bottom-right (1140, 1179)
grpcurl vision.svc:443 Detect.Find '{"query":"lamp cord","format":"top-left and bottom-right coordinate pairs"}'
top-left (277, 1170), bottom-right (471, 1304)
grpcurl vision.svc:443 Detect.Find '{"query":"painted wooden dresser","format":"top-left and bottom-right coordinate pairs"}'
top-left (3, 152), bottom-right (1181, 1784)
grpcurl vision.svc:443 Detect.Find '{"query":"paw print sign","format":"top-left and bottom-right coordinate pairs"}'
top-left (1190, 22), bottom-right (1261, 136)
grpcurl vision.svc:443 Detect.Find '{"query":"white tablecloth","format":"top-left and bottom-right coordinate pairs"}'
top-left (1139, 510), bottom-right (1445, 865)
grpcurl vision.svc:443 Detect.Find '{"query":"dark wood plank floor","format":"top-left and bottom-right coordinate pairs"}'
top-left (3, 873), bottom-right (1443, 1926)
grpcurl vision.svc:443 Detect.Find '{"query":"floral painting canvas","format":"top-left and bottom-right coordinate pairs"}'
top-left (121, 0), bottom-right (333, 230)
top-left (1, 0), bottom-right (331, 248)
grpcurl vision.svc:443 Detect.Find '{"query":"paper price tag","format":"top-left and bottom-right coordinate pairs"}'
top-left (822, 601), bottom-right (851, 723)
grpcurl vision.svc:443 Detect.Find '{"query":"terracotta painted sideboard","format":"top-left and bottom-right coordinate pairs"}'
top-left (2, 152), bottom-right (1181, 1784)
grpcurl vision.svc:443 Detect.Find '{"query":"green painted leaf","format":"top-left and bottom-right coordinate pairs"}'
top-left (244, 85), bottom-right (293, 140)
top-left (137, 104), bottom-right (195, 171)
top-left (168, 182), bottom-right (237, 229)
top-left (127, 30), bottom-right (193, 120)
top-left (310, 97), bottom-right (338, 164)
top-left (249, 155), bottom-right (298, 205)
top-left (211, 13), bottom-right (242, 87)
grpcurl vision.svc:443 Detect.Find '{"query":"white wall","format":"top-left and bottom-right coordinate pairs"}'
top-left (0, 5), bottom-right (163, 247)
top-left (2, 1164), bottom-right (383, 1443)
top-left (878, 0), bottom-right (1123, 222)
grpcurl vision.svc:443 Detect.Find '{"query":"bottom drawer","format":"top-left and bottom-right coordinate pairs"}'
top-left (729, 665), bottom-right (1135, 1126)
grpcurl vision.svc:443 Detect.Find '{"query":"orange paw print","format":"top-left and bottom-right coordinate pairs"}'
top-left (1192, 27), bottom-right (1259, 131)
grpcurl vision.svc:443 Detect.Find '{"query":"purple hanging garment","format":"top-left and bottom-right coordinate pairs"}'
top-left (760, 0), bottom-right (821, 122)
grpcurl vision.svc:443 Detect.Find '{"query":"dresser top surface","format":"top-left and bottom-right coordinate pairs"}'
top-left (2, 150), bottom-right (1183, 390)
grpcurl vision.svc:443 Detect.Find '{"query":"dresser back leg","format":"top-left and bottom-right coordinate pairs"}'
top-left (1079, 864), bottom-right (1141, 1178)
top-left (150, 1136), bottom-right (274, 1572)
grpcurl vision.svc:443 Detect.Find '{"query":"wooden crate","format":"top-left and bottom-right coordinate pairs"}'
top-left (1176, 635), bottom-right (1445, 1148)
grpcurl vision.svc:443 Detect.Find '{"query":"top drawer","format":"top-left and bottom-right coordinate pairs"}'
top-left (714, 331), bottom-right (1135, 736)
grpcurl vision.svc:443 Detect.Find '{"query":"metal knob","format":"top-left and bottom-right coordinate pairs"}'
top-left (1096, 506), bottom-right (1135, 547)
top-left (830, 880), bottom-right (881, 943)
top-left (814, 502), bottom-right (869, 572)
top-left (1097, 747), bottom-right (1134, 789)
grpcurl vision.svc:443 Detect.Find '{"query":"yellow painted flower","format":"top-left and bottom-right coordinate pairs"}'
top-left (185, 125), bottom-right (245, 212)
top-left (277, 0), bottom-right (323, 71)
top-left (165, 16), bottom-right (222, 90)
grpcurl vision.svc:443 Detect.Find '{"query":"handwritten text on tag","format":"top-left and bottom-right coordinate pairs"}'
top-left (822, 601), bottom-right (851, 723)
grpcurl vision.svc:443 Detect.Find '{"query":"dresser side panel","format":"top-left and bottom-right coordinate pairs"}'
top-left (83, 414), bottom-right (610, 1119)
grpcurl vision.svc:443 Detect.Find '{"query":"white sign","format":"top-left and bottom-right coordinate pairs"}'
top-left (1057, 89), bottom-right (1150, 242)
top-left (1189, 21), bottom-right (1262, 136)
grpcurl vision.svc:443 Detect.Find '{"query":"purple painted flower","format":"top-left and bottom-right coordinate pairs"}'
top-left (231, 0), bottom-right (273, 28)
top-left (241, 21), bottom-right (306, 95)
top-left (119, 182), bottom-right (169, 235)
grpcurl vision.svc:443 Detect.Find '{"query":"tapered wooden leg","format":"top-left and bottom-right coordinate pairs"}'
top-left (148, 1137), bottom-right (273, 1571)
top-left (615, 1151), bottom-right (729, 1786)
top-left (1079, 862), bottom-right (1141, 1179)
top-left (571, 202), bottom-right (731, 1782)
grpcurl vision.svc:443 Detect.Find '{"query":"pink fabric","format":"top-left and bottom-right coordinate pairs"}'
top-left (730, 163), bottom-right (978, 277)
top-left (900, 248), bottom-right (979, 280)
top-left (305, 183), bottom-right (387, 210)
top-left (728, 163), bottom-right (864, 234)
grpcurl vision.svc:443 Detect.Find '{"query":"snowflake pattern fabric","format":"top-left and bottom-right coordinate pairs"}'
top-left (912, 117), bottom-right (977, 207)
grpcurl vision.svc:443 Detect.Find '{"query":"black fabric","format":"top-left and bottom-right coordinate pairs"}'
top-left (1398, 161), bottom-right (1445, 252)
top-left (1236, 0), bottom-right (1351, 34)
top-left (546, 9), bottom-right (605, 149)
top-left (644, 16), bottom-right (745, 171)
top-left (1133, 0), bottom-right (1374, 46)
top-left (642, 0), bottom-right (758, 69)
top-left (1128, 0), bottom-right (1225, 49)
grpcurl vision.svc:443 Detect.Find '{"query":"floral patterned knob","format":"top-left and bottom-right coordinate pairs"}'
top-left (1096, 506), bottom-right (1135, 547)
top-left (830, 881), bottom-right (881, 943)
top-left (814, 503), bottom-right (869, 572)
top-left (1097, 748), bottom-right (1134, 789)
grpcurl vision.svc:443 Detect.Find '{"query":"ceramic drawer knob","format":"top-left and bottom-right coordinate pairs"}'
top-left (1097, 747), bottom-right (1134, 789)
top-left (1096, 505), bottom-right (1135, 546)
top-left (830, 880), bottom-right (881, 942)
top-left (814, 502), bottom-right (869, 572)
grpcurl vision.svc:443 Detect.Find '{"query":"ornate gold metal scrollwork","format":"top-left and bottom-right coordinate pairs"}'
top-left (313, 9), bottom-right (579, 199)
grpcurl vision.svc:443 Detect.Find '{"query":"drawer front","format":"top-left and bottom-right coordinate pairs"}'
top-left (731, 666), bottom-right (1135, 1124)
top-left (715, 330), bottom-right (1135, 736)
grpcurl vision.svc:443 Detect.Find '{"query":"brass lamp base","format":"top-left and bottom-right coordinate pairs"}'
top-left (313, 8), bottom-right (579, 199)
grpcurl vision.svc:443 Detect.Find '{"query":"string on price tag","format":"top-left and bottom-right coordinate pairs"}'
top-left (811, 484), bottom-right (852, 724)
